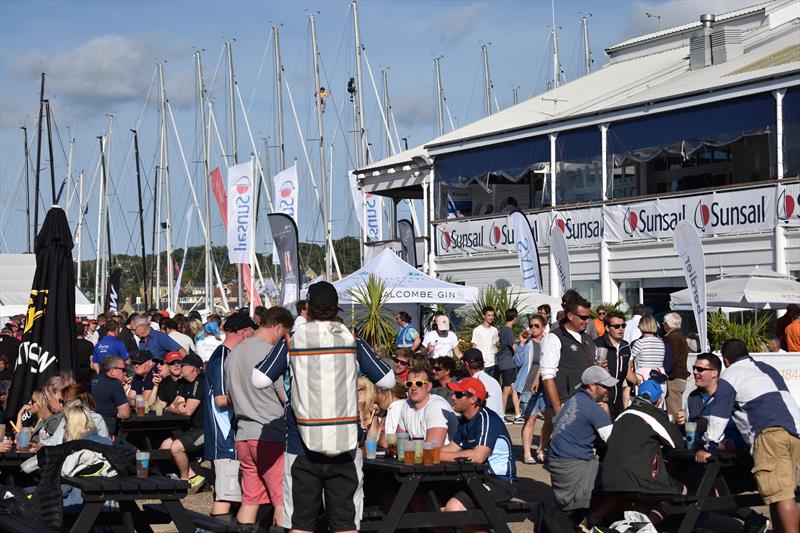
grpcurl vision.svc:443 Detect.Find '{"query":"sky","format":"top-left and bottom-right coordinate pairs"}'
top-left (0, 0), bottom-right (757, 266)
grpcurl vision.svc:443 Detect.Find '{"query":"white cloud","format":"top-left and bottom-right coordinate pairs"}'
top-left (9, 34), bottom-right (192, 115)
top-left (622, 0), bottom-right (760, 40)
top-left (428, 2), bottom-right (491, 46)
top-left (392, 90), bottom-right (434, 132)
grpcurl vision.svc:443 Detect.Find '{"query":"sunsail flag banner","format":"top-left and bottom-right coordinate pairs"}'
top-left (397, 219), bottom-right (417, 268)
top-left (7, 207), bottom-right (78, 422)
top-left (348, 172), bottom-right (382, 241)
top-left (268, 213), bottom-right (300, 306)
top-left (227, 159), bottom-right (254, 264)
top-left (273, 163), bottom-right (298, 222)
top-left (549, 225), bottom-right (571, 293)
top-left (509, 210), bottom-right (543, 292)
top-left (674, 221), bottom-right (708, 352)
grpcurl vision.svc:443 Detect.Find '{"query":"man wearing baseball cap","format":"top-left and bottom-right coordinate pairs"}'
top-left (461, 348), bottom-right (504, 419)
top-left (440, 377), bottom-right (516, 514)
top-left (149, 351), bottom-right (184, 409)
top-left (128, 350), bottom-right (156, 404)
top-left (546, 366), bottom-right (615, 522)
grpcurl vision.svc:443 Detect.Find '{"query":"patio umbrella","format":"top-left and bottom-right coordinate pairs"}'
top-left (6, 206), bottom-right (78, 421)
top-left (669, 266), bottom-right (800, 311)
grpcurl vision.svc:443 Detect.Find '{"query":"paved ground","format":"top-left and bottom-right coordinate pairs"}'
top-left (152, 422), bottom-right (772, 532)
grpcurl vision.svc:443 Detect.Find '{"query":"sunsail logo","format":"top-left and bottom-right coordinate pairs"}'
top-left (233, 175), bottom-right (251, 252)
top-left (623, 205), bottom-right (686, 237)
top-left (777, 188), bottom-right (798, 223)
top-left (552, 214), bottom-right (600, 240)
top-left (488, 222), bottom-right (514, 247)
top-left (439, 227), bottom-right (483, 251)
top-left (693, 196), bottom-right (766, 231)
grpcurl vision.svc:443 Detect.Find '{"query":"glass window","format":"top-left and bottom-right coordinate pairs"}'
top-left (556, 128), bottom-right (602, 205)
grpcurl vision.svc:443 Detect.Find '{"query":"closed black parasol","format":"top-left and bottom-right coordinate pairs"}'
top-left (6, 206), bottom-right (78, 421)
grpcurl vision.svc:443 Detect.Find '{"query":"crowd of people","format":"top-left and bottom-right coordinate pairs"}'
top-left (0, 291), bottom-right (798, 533)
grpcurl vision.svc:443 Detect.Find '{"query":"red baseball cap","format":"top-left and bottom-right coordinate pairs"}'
top-left (446, 377), bottom-right (487, 401)
top-left (164, 351), bottom-right (183, 364)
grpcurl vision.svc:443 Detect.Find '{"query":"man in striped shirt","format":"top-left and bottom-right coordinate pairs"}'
top-left (696, 339), bottom-right (800, 533)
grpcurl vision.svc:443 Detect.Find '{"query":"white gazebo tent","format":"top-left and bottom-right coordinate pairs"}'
top-left (0, 254), bottom-right (94, 317)
top-left (669, 266), bottom-right (800, 311)
top-left (330, 249), bottom-right (478, 305)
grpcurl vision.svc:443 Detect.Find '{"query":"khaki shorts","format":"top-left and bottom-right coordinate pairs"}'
top-left (213, 458), bottom-right (242, 502)
top-left (751, 427), bottom-right (800, 505)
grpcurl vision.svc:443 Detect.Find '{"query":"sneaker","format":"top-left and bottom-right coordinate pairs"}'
top-left (504, 414), bottom-right (516, 422)
top-left (187, 474), bottom-right (206, 494)
top-left (741, 512), bottom-right (769, 533)
top-left (513, 415), bottom-right (525, 424)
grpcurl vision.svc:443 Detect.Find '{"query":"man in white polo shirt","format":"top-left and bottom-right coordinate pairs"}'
top-left (396, 368), bottom-right (457, 443)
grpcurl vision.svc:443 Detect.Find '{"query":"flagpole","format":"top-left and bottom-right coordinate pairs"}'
top-left (226, 41), bottom-right (243, 309)
top-left (250, 156), bottom-right (256, 317)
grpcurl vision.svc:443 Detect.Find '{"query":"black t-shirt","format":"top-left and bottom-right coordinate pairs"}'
top-left (91, 374), bottom-right (128, 435)
top-left (118, 328), bottom-right (138, 353)
top-left (20, 409), bottom-right (37, 428)
top-left (75, 338), bottom-right (96, 388)
top-left (157, 377), bottom-right (181, 406)
top-left (131, 367), bottom-right (155, 395)
top-left (177, 375), bottom-right (205, 430)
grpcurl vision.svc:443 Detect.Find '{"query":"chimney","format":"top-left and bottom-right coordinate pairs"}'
top-left (690, 14), bottom-right (715, 70)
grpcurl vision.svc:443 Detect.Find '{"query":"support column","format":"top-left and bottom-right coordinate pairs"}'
top-left (599, 123), bottom-right (611, 303)
top-left (548, 133), bottom-right (559, 299)
top-left (774, 89), bottom-right (787, 277)
top-left (428, 170), bottom-right (437, 277)
top-left (422, 174), bottom-right (429, 273)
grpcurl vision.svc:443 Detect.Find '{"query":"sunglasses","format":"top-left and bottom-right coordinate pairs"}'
top-left (572, 313), bottom-right (591, 321)
top-left (394, 359), bottom-right (410, 366)
top-left (692, 366), bottom-right (714, 373)
top-left (452, 391), bottom-right (473, 399)
top-left (168, 361), bottom-right (183, 366)
top-left (114, 366), bottom-right (126, 371)
top-left (529, 324), bottom-right (543, 329)
top-left (432, 367), bottom-right (444, 372)
top-left (405, 380), bottom-right (429, 388)
top-left (607, 323), bottom-right (626, 329)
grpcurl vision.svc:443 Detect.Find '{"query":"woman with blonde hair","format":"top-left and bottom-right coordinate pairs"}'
top-left (370, 379), bottom-right (407, 446)
top-left (44, 384), bottom-right (109, 443)
top-left (629, 314), bottom-right (668, 398)
top-left (357, 376), bottom-right (378, 430)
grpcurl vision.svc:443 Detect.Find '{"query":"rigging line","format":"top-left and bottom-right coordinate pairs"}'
top-left (283, 76), bottom-right (324, 214)
top-left (462, 56), bottom-right (481, 125)
top-left (233, 84), bottom-right (275, 214)
top-left (247, 28), bottom-right (274, 112)
top-left (207, 44), bottom-right (227, 102)
top-left (361, 50), bottom-right (396, 156)
top-left (0, 158), bottom-right (25, 239)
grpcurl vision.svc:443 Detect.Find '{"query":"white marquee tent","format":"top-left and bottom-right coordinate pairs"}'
top-left (0, 254), bottom-right (94, 317)
top-left (329, 249), bottom-right (478, 305)
top-left (670, 266), bottom-right (800, 311)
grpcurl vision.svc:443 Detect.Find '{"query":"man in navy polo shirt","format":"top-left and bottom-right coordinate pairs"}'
top-left (91, 355), bottom-right (131, 435)
top-left (203, 312), bottom-right (256, 521)
top-left (132, 316), bottom-right (185, 359)
top-left (441, 377), bottom-right (516, 515)
top-left (129, 350), bottom-right (157, 404)
top-left (92, 319), bottom-right (129, 373)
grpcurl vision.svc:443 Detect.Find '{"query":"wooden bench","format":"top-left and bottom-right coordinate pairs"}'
top-left (0, 514), bottom-right (59, 533)
top-left (62, 475), bottom-right (193, 532)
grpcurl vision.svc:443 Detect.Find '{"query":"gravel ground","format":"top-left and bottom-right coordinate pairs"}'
top-left (150, 422), bottom-right (776, 532)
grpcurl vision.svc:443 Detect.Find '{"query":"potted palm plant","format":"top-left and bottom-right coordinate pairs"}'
top-left (348, 274), bottom-right (397, 357)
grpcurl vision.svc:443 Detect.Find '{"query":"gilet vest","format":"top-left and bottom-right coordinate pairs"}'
top-left (553, 327), bottom-right (594, 401)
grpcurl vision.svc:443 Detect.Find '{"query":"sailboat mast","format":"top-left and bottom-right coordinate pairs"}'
top-left (34, 73), bottom-right (44, 236)
top-left (76, 169), bottom-right (84, 288)
top-left (132, 129), bottom-right (149, 311)
top-left (512, 87), bottom-right (519, 105)
top-left (65, 134), bottom-right (74, 213)
top-left (158, 62), bottom-right (175, 311)
top-left (434, 57), bottom-right (445, 136)
top-left (353, 1), bottom-right (368, 167)
top-left (45, 100), bottom-right (57, 203)
top-left (21, 126), bottom-right (31, 253)
top-left (273, 27), bottom-right (286, 172)
top-left (481, 45), bottom-right (493, 117)
top-left (226, 41), bottom-right (243, 307)
top-left (196, 51), bottom-right (213, 312)
top-left (310, 14), bottom-right (332, 280)
top-left (94, 135), bottom-right (106, 314)
top-left (382, 69), bottom-right (391, 157)
top-left (581, 16), bottom-right (592, 76)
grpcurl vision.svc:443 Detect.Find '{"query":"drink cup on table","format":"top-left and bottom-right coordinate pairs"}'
top-left (397, 434), bottom-right (409, 462)
top-left (135, 451), bottom-right (150, 478)
top-left (685, 421), bottom-right (698, 449)
top-left (414, 440), bottom-right (424, 465)
top-left (135, 395), bottom-right (145, 416)
top-left (17, 428), bottom-right (31, 452)
top-left (595, 347), bottom-right (608, 364)
top-left (432, 441), bottom-right (442, 464)
top-left (386, 433), bottom-right (397, 459)
top-left (365, 434), bottom-right (378, 459)
top-left (423, 441), bottom-right (435, 466)
top-left (155, 402), bottom-right (164, 416)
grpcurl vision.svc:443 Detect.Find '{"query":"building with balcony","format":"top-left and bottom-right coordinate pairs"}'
top-left (354, 0), bottom-right (799, 315)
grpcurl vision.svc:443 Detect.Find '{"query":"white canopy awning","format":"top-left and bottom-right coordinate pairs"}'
top-left (670, 266), bottom-right (800, 311)
top-left (330, 249), bottom-right (478, 305)
top-left (0, 254), bottom-right (94, 317)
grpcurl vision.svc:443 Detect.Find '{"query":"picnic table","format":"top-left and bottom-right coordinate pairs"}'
top-left (62, 474), bottom-right (194, 533)
top-left (662, 448), bottom-right (766, 533)
top-left (361, 456), bottom-right (529, 533)
top-left (0, 450), bottom-right (35, 486)
top-left (117, 413), bottom-right (191, 450)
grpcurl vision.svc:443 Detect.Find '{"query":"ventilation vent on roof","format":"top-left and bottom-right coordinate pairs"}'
top-left (689, 28), bottom-right (714, 70)
top-left (711, 28), bottom-right (744, 64)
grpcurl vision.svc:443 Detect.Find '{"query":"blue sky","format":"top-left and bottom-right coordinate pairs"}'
top-left (0, 0), bottom-right (754, 261)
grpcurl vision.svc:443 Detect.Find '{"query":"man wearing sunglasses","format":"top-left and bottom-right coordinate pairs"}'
top-left (128, 350), bottom-right (157, 405)
top-left (396, 368), bottom-right (457, 443)
top-left (150, 351), bottom-right (184, 409)
top-left (594, 311), bottom-right (632, 418)
top-left (440, 377), bottom-right (516, 516)
top-left (393, 349), bottom-right (412, 382)
top-left (91, 355), bottom-right (131, 436)
top-left (541, 296), bottom-right (596, 416)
